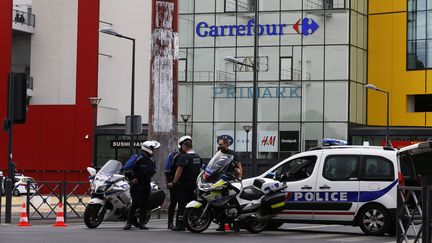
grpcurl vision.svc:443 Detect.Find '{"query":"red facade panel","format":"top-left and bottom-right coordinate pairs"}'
top-left (0, 0), bottom-right (100, 182)
top-left (0, 0), bottom-right (13, 174)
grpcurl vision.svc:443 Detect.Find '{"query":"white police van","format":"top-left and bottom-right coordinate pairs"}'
top-left (246, 143), bottom-right (399, 236)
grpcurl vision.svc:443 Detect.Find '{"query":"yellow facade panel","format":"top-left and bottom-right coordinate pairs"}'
top-left (427, 70), bottom-right (432, 94)
top-left (427, 113), bottom-right (432, 126)
top-left (368, 10), bottom-right (428, 127)
top-left (369, 0), bottom-right (405, 14)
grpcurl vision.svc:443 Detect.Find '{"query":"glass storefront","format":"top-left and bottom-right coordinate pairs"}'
top-left (178, 0), bottom-right (368, 161)
top-left (95, 134), bottom-right (147, 168)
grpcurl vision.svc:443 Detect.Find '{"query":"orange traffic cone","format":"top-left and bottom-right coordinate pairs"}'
top-left (224, 223), bottom-right (231, 231)
top-left (53, 202), bottom-right (67, 227)
top-left (17, 202), bottom-right (31, 227)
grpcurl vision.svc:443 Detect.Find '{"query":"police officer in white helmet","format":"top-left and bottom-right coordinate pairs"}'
top-left (124, 140), bottom-right (160, 230)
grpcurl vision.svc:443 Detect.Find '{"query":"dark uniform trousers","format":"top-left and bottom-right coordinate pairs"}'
top-left (168, 186), bottom-right (178, 224)
top-left (176, 183), bottom-right (197, 226)
top-left (128, 182), bottom-right (151, 223)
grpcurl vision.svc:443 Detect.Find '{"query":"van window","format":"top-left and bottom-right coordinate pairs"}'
top-left (361, 156), bottom-right (394, 181)
top-left (323, 155), bottom-right (360, 181)
top-left (22, 178), bottom-right (35, 183)
top-left (273, 156), bottom-right (317, 182)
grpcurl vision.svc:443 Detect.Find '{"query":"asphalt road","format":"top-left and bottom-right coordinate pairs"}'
top-left (0, 219), bottom-right (397, 243)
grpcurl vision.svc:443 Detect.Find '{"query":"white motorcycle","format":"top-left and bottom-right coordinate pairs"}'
top-left (84, 160), bottom-right (165, 229)
top-left (184, 151), bottom-right (287, 233)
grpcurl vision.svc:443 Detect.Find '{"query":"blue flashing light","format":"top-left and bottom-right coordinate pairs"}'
top-left (322, 138), bottom-right (348, 146)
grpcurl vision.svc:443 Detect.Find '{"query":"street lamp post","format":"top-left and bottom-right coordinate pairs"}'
top-left (99, 27), bottom-right (140, 154)
top-left (364, 84), bottom-right (392, 147)
top-left (243, 125), bottom-right (252, 155)
top-left (88, 97), bottom-right (101, 167)
top-left (181, 114), bottom-right (191, 135)
top-left (224, 1), bottom-right (259, 176)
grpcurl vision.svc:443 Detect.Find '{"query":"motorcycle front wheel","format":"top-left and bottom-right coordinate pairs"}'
top-left (245, 218), bottom-right (269, 233)
top-left (184, 207), bottom-right (212, 233)
top-left (84, 204), bottom-right (106, 229)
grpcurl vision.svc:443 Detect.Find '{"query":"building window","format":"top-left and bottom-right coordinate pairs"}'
top-left (280, 57), bottom-right (293, 81)
top-left (224, 0), bottom-right (254, 12)
top-left (408, 94), bottom-right (432, 112)
top-left (179, 58), bottom-right (187, 82)
top-left (407, 0), bottom-right (432, 69)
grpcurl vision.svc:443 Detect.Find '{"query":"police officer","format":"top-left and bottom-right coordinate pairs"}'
top-left (124, 140), bottom-right (160, 230)
top-left (164, 135), bottom-right (192, 229)
top-left (218, 137), bottom-right (243, 179)
top-left (216, 137), bottom-right (243, 231)
top-left (171, 139), bottom-right (202, 231)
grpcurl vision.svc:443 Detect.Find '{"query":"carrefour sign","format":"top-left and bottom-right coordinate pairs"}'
top-left (196, 18), bottom-right (319, 37)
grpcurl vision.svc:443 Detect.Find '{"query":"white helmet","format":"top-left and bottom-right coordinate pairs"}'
top-left (141, 140), bottom-right (161, 155)
top-left (178, 135), bottom-right (192, 149)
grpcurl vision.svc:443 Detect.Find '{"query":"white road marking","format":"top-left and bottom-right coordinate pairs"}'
top-left (327, 236), bottom-right (384, 242)
top-left (284, 225), bottom-right (333, 230)
top-left (290, 233), bottom-right (342, 239)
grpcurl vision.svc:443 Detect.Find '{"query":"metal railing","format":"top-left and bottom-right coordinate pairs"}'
top-left (26, 181), bottom-right (90, 222)
top-left (26, 181), bottom-right (63, 221)
top-left (12, 9), bottom-right (35, 28)
top-left (396, 177), bottom-right (432, 242)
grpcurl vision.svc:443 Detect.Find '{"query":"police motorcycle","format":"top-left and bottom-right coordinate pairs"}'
top-left (184, 151), bottom-right (287, 233)
top-left (84, 160), bottom-right (165, 229)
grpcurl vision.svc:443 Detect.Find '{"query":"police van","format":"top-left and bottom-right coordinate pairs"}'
top-left (247, 143), bottom-right (400, 236)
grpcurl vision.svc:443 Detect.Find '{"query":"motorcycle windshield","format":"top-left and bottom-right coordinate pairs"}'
top-left (202, 151), bottom-right (234, 182)
top-left (96, 160), bottom-right (122, 179)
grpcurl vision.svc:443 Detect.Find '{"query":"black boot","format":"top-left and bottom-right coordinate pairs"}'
top-left (138, 211), bottom-right (149, 230)
top-left (124, 207), bottom-right (135, 230)
top-left (167, 221), bottom-right (174, 229)
top-left (123, 222), bottom-right (132, 230)
top-left (216, 223), bottom-right (225, 232)
top-left (172, 216), bottom-right (185, 231)
top-left (168, 209), bottom-right (175, 229)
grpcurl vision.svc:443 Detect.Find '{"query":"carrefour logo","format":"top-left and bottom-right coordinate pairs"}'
top-left (293, 18), bottom-right (319, 36)
top-left (196, 18), bottom-right (319, 38)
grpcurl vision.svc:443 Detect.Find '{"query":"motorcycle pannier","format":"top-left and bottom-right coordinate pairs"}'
top-left (261, 192), bottom-right (286, 214)
top-left (147, 189), bottom-right (166, 210)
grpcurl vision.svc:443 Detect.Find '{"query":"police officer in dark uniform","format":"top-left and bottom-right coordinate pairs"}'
top-left (218, 137), bottom-right (243, 179)
top-left (171, 139), bottom-right (202, 231)
top-left (124, 140), bottom-right (160, 230)
top-left (216, 137), bottom-right (243, 231)
top-left (164, 135), bottom-right (192, 229)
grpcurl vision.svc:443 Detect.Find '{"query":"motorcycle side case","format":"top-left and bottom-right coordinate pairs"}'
top-left (147, 189), bottom-right (166, 210)
top-left (261, 192), bottom-right (286, 214)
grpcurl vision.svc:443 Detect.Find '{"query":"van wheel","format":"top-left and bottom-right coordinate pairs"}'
top-left (13, 189), bottom-right (20, 197)
top-left (358, 205), bottom-right (390, 236)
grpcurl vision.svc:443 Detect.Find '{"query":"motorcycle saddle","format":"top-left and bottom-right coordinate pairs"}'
top-left (240, 186), bottom-right (264, 201)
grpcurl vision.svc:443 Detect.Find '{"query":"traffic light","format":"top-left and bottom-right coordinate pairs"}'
top-left (7, 72), bottom-right (28, 124)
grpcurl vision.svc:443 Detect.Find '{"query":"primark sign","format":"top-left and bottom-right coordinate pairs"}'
top-left (196, 18), bottom-right (319, 37)
top-left (213, 86), bottom-right (301, 99)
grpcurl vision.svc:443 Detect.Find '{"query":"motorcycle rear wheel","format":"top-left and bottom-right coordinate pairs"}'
top-left (84, 204), bottom-right (106, 229)
top-left (245, 218), bottom-right (269, 233)
top-left (184, 207), bottom-right (212, 233)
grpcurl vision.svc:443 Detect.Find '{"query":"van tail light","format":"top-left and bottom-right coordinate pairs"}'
top-left (398, 172), bottom-right (405, 186)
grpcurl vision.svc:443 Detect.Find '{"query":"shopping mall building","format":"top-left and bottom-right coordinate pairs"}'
top-left (0, 0), bottom-right (431, 179)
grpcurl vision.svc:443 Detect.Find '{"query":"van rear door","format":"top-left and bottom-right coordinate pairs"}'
top-left (398, 141), bottom-right (432, 186)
